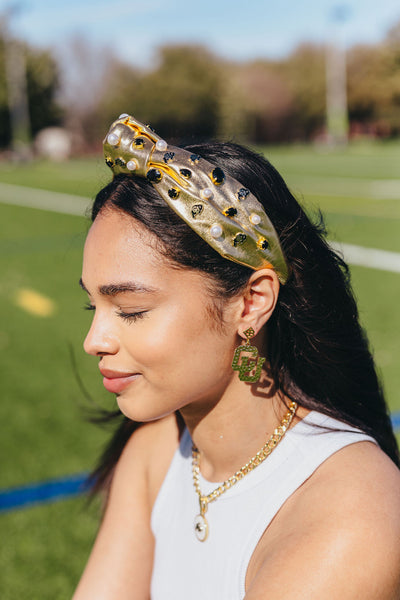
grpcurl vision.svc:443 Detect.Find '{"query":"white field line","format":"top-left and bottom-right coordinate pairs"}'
top-left (288, 176), bottom-right (400, 200)
top-left (0, 182), bottom-right (90, 216)
top-left (330, 242), bottom-right (400, 274)
top-left (1, 182), bottom-right (400, 274)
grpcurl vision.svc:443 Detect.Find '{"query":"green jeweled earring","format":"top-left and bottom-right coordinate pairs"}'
top-left (231, 327), bottom-right (266, 383)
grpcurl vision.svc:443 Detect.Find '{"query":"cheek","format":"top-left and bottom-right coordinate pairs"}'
top-left (129, 307), bottom-right (182, 361)
top-left (140, 306), bottom-right (233, 383)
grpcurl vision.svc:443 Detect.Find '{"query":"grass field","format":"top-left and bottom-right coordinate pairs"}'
top-left (0, 141), bottom-right (399, 598)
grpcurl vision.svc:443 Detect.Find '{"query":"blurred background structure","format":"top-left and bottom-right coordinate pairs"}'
top-left (1, 0), bottom-right (400, 598)
top-left (1, 0), bottom-right (400, 152)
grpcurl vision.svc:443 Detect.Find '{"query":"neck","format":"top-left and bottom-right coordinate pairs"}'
top-left (179, 374), bottom-right (305, 482)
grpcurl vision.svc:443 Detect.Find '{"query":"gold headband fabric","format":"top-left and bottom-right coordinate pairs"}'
top-left (103, 114), bottom-right (289, 284)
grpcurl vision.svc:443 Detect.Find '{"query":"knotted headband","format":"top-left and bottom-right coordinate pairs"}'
top-left (103, 114), bottom-right (289, 284)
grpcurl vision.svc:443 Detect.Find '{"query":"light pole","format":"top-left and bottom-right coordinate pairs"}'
top-left (1, 3), bottom-right (31, 157)
top-left (326, 5), bottom-right (350, 145)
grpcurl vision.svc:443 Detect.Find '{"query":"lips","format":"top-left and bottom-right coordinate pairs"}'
top-left (99, 367), bottom-right (140, 394)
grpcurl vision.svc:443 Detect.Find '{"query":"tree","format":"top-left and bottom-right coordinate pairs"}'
top-left (217, 59), bottom-right (296, 143)
top-left (90, 57), bottom-right (141, 145)
top-left (347, 37), bottom-right (400, 135)
top-left (122, 45), bottom-right (222, 141)
top-left (283, 44), bottom-right (326, 140)
top-left (56, 36), bottom-right (124, 148)
top-left (0, 35), bottom-right (62, 148)
top-left (26, 46), bottom-right (63, 136)
top-left (0, 36), bottom-right (11, 146)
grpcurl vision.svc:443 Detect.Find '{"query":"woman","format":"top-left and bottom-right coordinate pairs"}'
top-left (74, 115), bottom-right (400, 599)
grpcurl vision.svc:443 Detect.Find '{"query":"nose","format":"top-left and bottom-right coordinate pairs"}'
top-left (83, 312), bottom-right (119, 357)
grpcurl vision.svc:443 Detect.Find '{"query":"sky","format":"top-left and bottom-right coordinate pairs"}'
top-left (1, 0), bottom-right (400, 68)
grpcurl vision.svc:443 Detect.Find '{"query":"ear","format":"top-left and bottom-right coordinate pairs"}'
top-left (237, 268), bottom-right (280, 337)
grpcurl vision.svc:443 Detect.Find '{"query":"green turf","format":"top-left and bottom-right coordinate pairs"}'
top-left (0, 496), bottom-right (101, 600)
top-left (0, 157), bottom-right (108, 198)
top-left (0, 203), bottom-right (112, 488)
top-left (264, 139), bottom-right (400, 180)
top-left (0, 143), bottom-right (399, 597)
top-left (350, 266), bottom-right (400, 411)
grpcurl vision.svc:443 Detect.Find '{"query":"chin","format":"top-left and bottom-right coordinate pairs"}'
top-left (115, 392), bottom-right (176, 423)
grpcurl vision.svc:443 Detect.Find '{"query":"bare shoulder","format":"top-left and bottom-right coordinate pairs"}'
top-left (246, 442), bottom-right (400, 599)
top-left (72, 414), bottom-right (179, 600)
top-left (306, 441), bottom-right (400, 534)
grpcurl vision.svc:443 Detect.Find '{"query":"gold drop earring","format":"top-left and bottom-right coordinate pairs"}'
top-left (231, 327), bottom-right (266, 383)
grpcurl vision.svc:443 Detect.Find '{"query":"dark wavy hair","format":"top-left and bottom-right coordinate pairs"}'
top-left (87, 141), bottom-right (399, 493)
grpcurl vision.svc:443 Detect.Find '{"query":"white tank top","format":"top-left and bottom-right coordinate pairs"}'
top-left (151, 410), bottom-right (376, 599)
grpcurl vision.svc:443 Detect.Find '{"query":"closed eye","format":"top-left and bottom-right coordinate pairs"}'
top-left (116, 310), bottom-right (148, 323)
top-left (83, 302), bottom-right (148, 322)
top-left (84, 303), bottom-right (95, 311)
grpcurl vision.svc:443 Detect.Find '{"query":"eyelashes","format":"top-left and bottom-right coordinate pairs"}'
top-left (116, 310), bottom-right (148, 323)
top-left (83, 303), bottom-right (148, 323)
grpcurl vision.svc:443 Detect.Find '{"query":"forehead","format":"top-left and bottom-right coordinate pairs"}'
top-left (82, 208), bottom-right (207, 296)
top-left (83, 209), bottom-right (163, 277)
top-left (86, 209), bottom-right (155, 255)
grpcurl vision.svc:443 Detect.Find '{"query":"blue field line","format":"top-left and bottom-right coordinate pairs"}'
top-left (391, 412), bottom-right (400, 430)
top-left (0, 472), bottom-right (91, 513)
top-left (1, 412), bottom-right (400, 514)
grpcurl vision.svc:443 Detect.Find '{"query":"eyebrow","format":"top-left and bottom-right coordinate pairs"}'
top-left (79, 278), bottom-right (159, 296)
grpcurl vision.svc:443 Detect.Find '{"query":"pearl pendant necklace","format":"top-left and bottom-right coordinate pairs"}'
top-left (194, 498), bottom-right (209, 542)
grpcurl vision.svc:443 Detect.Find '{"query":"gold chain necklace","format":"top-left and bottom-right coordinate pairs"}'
top-left (191, 401), bottom-right (298, 541)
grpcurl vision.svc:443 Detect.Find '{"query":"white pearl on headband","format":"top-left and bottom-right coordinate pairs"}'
top-left (155, 139), bottom-right (168, 152)
top-left (249, 213), bottom-right (261, 225)
top-left (126, 160), bottom-right (137, 171)
top-left (201, 188), bottom-right (214, 200)
top-left (107, 133), bottom-right (120, 146)
top-left (210, 224), bottom-right (223, 238)
top-left (118, 113), bottom-right (129, 119)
